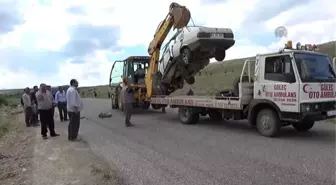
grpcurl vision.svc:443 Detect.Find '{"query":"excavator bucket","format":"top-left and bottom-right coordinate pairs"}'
top-left (169, 2), bottom-right (191, 29)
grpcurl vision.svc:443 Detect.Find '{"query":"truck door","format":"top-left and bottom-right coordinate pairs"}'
top-left (257, 54), bottom-right (299, 113)
top-left (109, 60), bottom-right (124, 87)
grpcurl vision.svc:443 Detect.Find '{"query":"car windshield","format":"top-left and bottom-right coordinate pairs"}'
top-left (294, 53), bottom-right (336, 82)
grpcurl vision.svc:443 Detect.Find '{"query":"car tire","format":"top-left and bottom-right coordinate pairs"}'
top-left (256, 109), bottom-right (281, 137)
top-left (215, 51), bottom-right (226, 61)
top-left (292, 121), bottom-right (315, 132)
top-left (181, 47), bottom-right (192, 64)
top-left (185, 76), bottom-right (195, 84)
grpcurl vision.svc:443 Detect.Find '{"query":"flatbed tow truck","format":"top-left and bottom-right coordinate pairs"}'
top-left (147, 41), bottom-right (336, 137)
top-left (109, 2), bottom-right (335, 137)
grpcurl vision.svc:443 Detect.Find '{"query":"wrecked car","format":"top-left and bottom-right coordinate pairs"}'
top-left (158, 26), bottom-right (235, 90)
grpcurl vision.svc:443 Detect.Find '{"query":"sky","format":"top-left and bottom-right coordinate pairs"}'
top-left (0, 0), bottom-right (335, 89)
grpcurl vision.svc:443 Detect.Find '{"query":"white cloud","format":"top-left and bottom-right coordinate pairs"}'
top-left (0, 0), bottom-right (335, 89)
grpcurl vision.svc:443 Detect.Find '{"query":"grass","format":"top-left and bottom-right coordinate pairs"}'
top-left (0, 95), bottom-right (22, 137)
top-left (78, 41), bottom-right (335, 97)
top-left (0, 117), bottom-right (11, 138)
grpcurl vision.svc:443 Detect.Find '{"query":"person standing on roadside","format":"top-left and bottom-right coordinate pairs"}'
top-left (94, 90), bottom-right (97, 98)
top-left (36, 83), bottom-right (59, 140)
top-left (31, 85), bottom-right (39, 125)
top-left (121, 77), bottom-right (134, 127)
top-left (46, 85), bottom-right (55, 118)
top-left (66, 79), bottom-right (83, 141)
top-left (55, 86), bottom-right (68, 122)
top-left (22, 87), bottom-right (33, 127)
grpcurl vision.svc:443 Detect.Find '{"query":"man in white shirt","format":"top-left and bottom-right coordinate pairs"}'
top-left (55, 86), bottom-right (68, 122)
top-left (36, 83), bottom-right (59, 139)
top-left (66, 79), bottom-right (83, 141)
top-left (22, 87), bottom-right (33, 127)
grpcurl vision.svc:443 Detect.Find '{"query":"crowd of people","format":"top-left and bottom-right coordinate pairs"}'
top-left (21, 79), bottom-right (83, 141)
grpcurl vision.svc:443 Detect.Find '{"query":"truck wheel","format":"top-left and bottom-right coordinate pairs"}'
top-left (256, 109), bottom-right (281, 137)
top-left (292, 121), bottom-right (315, 132)
top-left (208, 111), bottom-right (223, 121)
top-left (111, 95), bottom-right (118, 109)
top-left (185, 76), bottom-right (195, 84)
top-left (142, 102), bottom-right (150, 110)
top-left (118, 94), bottom-right (124, 112)
top-left (215, 51), bottom-right (225, 61)
top-left (178, 107), bottom-right (199, 124)
top-left (181, 47), bottom-right (192, 64)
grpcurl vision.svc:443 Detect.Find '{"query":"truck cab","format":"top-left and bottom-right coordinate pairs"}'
top-left (243, 41), bottom-right (336, 136)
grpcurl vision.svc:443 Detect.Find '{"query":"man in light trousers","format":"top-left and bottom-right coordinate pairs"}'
top-left (66, 79), bottom-right (82, 141)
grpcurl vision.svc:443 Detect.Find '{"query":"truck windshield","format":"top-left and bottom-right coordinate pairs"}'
top-left (294, 53), bottom-right (336, 82)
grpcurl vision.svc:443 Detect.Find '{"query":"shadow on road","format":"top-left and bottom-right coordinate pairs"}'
top-left (194, 117), bottom-right (335, 143)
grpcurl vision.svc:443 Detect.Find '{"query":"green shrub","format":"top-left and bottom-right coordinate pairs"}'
top-left (0, 118), bottom-right (11, 137)
top-left (0, 95), bottom-right (9, 106)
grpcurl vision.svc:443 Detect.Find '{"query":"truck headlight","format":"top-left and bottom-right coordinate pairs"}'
top-left (301, 103), bottom-right (321, 112)
top-left (301, 104), bottom-right (311, 112)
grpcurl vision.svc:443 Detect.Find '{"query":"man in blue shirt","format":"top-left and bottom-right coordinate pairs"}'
top-left (55, 86), bottom-right (68, 122)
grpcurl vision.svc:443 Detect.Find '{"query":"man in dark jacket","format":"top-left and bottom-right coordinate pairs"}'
top-left (31, 86), bottom-right (39, 125)
top-left (121, 77), bottom-right (134, 127)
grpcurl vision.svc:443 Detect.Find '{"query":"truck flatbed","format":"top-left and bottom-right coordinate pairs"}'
top-left (150, 95), bottom-right (242, 110)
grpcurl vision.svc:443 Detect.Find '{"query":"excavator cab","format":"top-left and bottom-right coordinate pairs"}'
top-left (109, 56), bottom-right (151, 110)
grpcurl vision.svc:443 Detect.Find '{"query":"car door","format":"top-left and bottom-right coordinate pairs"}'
top-left (171, 29), bottom-right (184, 58)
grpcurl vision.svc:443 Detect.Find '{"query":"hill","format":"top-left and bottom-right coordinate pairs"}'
top-left (80, 41), bottom-right (335, 98)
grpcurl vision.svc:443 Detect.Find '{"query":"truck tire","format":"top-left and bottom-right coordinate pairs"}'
top-left (256, 109), bottom-right (281, 137)
top-left (111, 96), bottom-right (118, 109)
top-left (118, 93), bottom-right (124, 112)
top-left (178, 107), bottom-right (199, 124)
top-left (142, 101), bottom-right (150, 110)
top-left (181, 47), bottom-right (192, 64)
top-left (292, 121), bottom-right (315, 132)
top-left (208, 110), bottom-right (223, 121)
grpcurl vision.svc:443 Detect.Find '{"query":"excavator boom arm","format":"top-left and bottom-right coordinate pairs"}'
top-left (145, 2), bottom-right (191, 98)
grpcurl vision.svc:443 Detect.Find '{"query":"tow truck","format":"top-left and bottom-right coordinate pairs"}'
top-left (148, 41), bottom-right (336, 137)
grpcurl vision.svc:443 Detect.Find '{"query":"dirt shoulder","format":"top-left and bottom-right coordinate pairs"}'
top-left (0, 113), bottom-right (35, 185)
top-left (0, 110), bottom-right (126, 185)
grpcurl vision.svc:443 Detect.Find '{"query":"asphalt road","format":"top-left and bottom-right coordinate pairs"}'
top-left (78, 98), bottom-right (335, 185)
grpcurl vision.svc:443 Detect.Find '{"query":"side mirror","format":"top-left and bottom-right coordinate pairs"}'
top-left (332, 57), bottom-right (336, 73)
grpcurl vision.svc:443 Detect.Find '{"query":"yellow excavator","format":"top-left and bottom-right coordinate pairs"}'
top-left (109, 2), bottom-right (190, 110)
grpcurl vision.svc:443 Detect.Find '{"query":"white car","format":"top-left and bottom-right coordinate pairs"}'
top-left (158, 26), bottom-right (235, 91)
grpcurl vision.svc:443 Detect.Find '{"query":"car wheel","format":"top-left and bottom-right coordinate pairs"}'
top-left (185, 76), bottom-right (195, 84)
top-left (181, 47), bottom-right (192, 64)
top-left (215, 51), bottom-right (226, 61)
